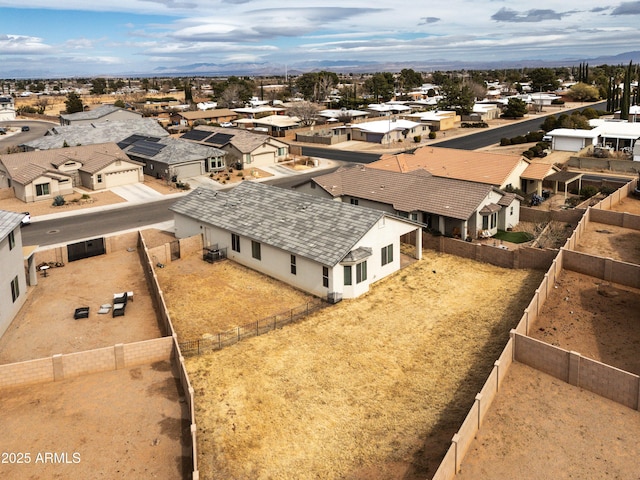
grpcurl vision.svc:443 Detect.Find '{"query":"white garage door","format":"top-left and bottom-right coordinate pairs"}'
top-left (250, 152), bottom-right (276, 167)
top-left (105, 169), bottom-right (140, 188)
top-left (553, 137), bottom-right (583, 152)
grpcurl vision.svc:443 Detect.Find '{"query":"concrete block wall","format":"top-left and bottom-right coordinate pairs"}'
top-left (179, 233), bottom-right (203, 257)
top-left (513, 334), bottom-right (570, 382)
top-left (62, 346), bottom-right (116, 378)
top-left (123, 337), bottom-right (173, 366)
top-left (105, 231), bottom-right (139, 253)
top-left (0, 357), bottom-right (54, 389)
top-left (562, 250), bottom-right (640, 289)
top-left (34, 246), bottom-right (68, 265)
top-left (147, 244), bottom-right (169, 265)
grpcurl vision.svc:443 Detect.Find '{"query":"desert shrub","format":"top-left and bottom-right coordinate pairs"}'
top-left (428, 131), bottom-right (436, 139)
top-left (413, 135), bottom-right (422, 143)
top-left (599, 185), bottom-right (616, 196)
top-left (52, 195), bottom-right (66, 206)
top-left (522, 150), bottom-right (534, 159)
top-left (500, 137), bottom-right (511, 146)
top-left (551, 99), bottom-right (565, 105)
top-left (511, 135), bottom-right (527, 145)
top-left (81, 193), bottom-right (91, 200)
top-left (461, 122), bottom-right (489, 128)
top-left (525, 131), bottom-right (545, 142)
top-left (579, 185), bottom-right (598, 199)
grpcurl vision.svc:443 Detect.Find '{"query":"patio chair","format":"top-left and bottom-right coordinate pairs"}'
top-left (98, 304), bottom-right (112, 315)
top-left (112, 303), bottom-right (126, 318)
top-left (113, 292), bottom-right (128, 305)
top-left (74, 307), bottom-right (90, 320)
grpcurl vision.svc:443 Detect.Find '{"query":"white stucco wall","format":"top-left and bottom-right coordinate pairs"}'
top-left (0, 226), bottom-right (27, 338)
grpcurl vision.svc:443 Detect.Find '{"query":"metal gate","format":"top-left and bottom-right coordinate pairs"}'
top-left (67, 237), bottom-right (106, 262)
top-left (170, 240), bottom-right (180, 261)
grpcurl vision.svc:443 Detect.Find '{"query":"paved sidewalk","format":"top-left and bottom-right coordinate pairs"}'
top-left (110, 183), bottom-right (163, 202)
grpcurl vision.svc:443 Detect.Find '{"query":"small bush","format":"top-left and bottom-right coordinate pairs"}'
top-left (52, 195), bottom-right (66, 206)
top-left (428, 131), bottom-right (436, 139)
top-left (551, 99), bottom-right (565, 105)
top-left (511, 135), bottom-right (527, 145)
top-left (237, 171), bottom-right (243, 177)
top-left (500, 137), bottom-right (511, 146)
top-left (461, 122), bottom-right (488, 128)
top-left (81, 193), bottom-right (91, 200)
top-left (522, 150), bottom-right (534, 159)
top-left (413, 135), bottom-right (422, 143)
top-left (525, 131), bottom-right (544, 142)
top-left (599, 185), bottom-right (616, 196)
top-left (579, 185), bottom-right (598, 199)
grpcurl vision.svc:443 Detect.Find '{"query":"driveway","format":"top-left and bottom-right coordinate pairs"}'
top-left (110, 183), bottom-right (163, 202)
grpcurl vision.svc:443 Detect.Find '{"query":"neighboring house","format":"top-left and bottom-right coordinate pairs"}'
top-left (589, 119), bottom-right (640, 152)
top-left (21, 118), bottom-right (169, 151)
top-left (371, 146), bottom-right (530, 191)
top-left (520, 163), bottom-right (560, 196)
top-left (232, 105), bottom-right (286, 119)
top-left (0, 143), bottom-right (143, 202)
top-left (0, 210), bottom-right (31, 338)
top-left (170, 108), bottom-right (237, 127)
top-left (170, 182), bottom-right (422, 301)
top-left (60, 104), bottom-right (143, 126)
top-left (234, 115), bottom-right (300, 137)
top-left (544, 128), bottom-right (600, 152)
top-left (120, 135), bottom-right (226, 180)
top-left (180, 126), bottom-right (289, 170)
top-left (295, 165), bottom-right (521, 239)
top-left (367, 103), bottom-right (413, 116)
top-left (405, 110), bottom-right (459, 131)
top-left (350, 119), bottom-right (425, 144)
top-left (0, 96), bottom-right (16, 122)
top-left (317, 109), bottom-right (369, 123)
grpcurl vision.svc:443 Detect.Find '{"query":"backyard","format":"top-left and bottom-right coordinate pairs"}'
top-left (170, 250), bottom-right (544, 480)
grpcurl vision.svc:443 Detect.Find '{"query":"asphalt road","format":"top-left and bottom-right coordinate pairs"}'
top-left (0, 119), bottom-right (57, 151)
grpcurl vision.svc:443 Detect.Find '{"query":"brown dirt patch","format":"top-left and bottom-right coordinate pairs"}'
top-left (574, 221), bottom-right (640, 264)
top-left (0, 189), bottom-right (126, 217)
top-left (0, 250), bottom-right (162, 364)
top-left (185, 251), bottom-right (544, 480)
top-left (143, 174), bottom-right (183, 195)
top-left (0, 361), bottom-right (189, 479)
top-left (140, 227), bottom-right (176, 249)
top-left (156, 255), bottom-right (317, 340)
top-left (529, 270), bottom-right (640, 375)
top-left (608, 196), bottom-right (640, 215)
top-left (457, 362), bottom-right (640, 480)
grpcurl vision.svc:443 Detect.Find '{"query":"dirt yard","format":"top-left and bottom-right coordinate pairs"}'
top-left (608, 195), bottom-right (640, 215)
top-left (529, 270), bottom-right (640, 375)
top-left (574, 221), bottom-right (640, 264)
top-left (182, 251), bottom-right (544, 480)
top-left (456, 362), bottom-right (640, 480)
top-left (0, 360), bottom-right (189, 479)
top-left (156, 254), bottom-right (317, 341)
top-left (0, 249), bottom-right (161, 364)
top-left (0, 189), bottom-right (126, 217)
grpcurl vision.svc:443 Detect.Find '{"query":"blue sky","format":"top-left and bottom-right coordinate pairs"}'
top-left (1, 0), bottom-right (640, 76)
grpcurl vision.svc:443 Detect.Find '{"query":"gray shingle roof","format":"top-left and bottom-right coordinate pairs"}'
top-left (181, 126), bottom-right (284, 153)
top-left (21, 119), bottom-right (168, 151)
top-left (124, 137), bottom-right (225, 165)
top-left (0, 209), bottom-right (24, 242)
top-left (312, 166), bottom-right (501, 221)
top-left (170, 182), bottom-right (390, 266)
top-left (60, 105), bottom-right (142, 121)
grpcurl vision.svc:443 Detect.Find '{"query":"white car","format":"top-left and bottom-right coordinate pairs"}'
top-left (219, 122), bottom-right (233, 127)
top-left (21, 212), bottom-right (31, 225)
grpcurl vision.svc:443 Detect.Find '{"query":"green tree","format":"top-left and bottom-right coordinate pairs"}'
top-left (363, 72), bottom-right (395, 102)
top-left (65, 92), bottom-right (84, 113)
top-left (437, 80), bottom-right (474, 115)
top-left (398, 68), bottom-right (423, 91)
top-left (113, 99), bottom-right (126, 108)
top-left (527, 68), bottom-right (560, 92)
top-left (502, 98), bottom-right (528, 118)
top-left (567, 82), bottom-right (600, 102)
top-left (90, 78), bottom-right (107, 95)
top-left (184, 81), bottom-right (193, 103)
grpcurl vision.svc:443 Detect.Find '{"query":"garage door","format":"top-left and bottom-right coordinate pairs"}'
top-left (105, 169), bottom-right (140, 188)
top-left (250, 152), bottom-right (276, 167)
top-left (553, 137), bottom-right (582, 152)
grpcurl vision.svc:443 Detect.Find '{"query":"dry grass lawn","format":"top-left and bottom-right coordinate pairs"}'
top-left (185, 251), bottom-right (544, 479)
top-left (156, 255), bottom-right (317, 340)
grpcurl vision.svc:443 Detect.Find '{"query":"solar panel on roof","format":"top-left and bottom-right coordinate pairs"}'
top-left (181, 129), bottom-right (212, 141)
top-left (205, 133), bottom-right (233, 145)
top-left (117, 134), bottom-right (147, 149)
top-left (128, 140), bottom-right (167, 157)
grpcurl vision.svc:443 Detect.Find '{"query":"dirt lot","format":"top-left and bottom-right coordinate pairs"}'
top-left (529, 270), bottom-right (640, 375)
top-left (608, 195), bottom-right (640, 215)
top-left (156, 254), bottom-right (317, 340)
top-left (456, 362), bottom-right (640, 480)
top-left (0, 189), bottom-right (126, 217)
top-left (0, 249), bottom-right (161, 364)
top-left (574, 221), bottom-right (640, 264)
top-left (0, 360), bottom-right (189, 479)
top-left (181, 251), bottom-right (544, 480)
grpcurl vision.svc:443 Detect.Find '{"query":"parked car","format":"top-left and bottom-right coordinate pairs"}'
top-left (21, 126), bottom-right (30, 132)
top-left (21, 212), bottom-right (31, 225)
top-left (0, 127), bottom-right (6, 135)
top-left (219, 122), bottom-right (233, 127)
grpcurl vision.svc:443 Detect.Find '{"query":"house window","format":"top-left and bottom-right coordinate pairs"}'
top-left (278, 147), bottom-right (286, 156)
top-left (231, 233), bottom-right (240, 253)
top-left (350, 198), bottom-right (359, 205)
top-left (251, 241), bottom-right (261, 260)
top-left (97, 174), bottom-right (103, 183)
top-left (356, 261), bottom-right (367, 284)
top-left (344, 265), bottom-right (352, 286)
top-left (290, 255), bottom-right (296, 275)
top-left (322, 266), bottom-right (329, 288)
top-left (510, 206), bottom-right (514, 215)
top-left (10, 275), bottom-right (19, 303)
top-left (8, 230), bottom-right (15, 250)
top-left (381, 244), bottom-right (393, 266)
top-left (35, 183), bottom-right (50, 196)
top-left (482, 215), bottom-right (489, 230)
top-left (244, 154), bottom-right (252, 164)
top-left (491, 213), bottom-right (497, 229)
top-left (150, 164), bottom-right (154, 170)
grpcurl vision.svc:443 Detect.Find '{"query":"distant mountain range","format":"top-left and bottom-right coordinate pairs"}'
top-left (149, 51), bottom-right (640, 77)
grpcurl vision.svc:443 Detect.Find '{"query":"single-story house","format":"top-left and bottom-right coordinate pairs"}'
top-left (317, 109), bottom-right (369, 123)
top-left (295, 165), bottom-right (521, 239)
top-left (370, 146), bottom-right (530, 191)
top-left (589, 119), bottom-right (640, 152)
top-left (170, 108), bottom-right (238, 127)
top-left (120, 135), bottom-right (226, 180)
top-left (0, 210), bottom-right (36, 337)
top-left (350, 119), bottom-right (425, 144)
top-left (0, 96), bottom-right (16, 122)
top-left (544, 128), bottom-right (601, 152)
top-left (21, 119), bottom-right (169, 152)
top-left (404, 110), bottom-right (459, 131)
top-left (60, 104), bottom-right (143, 126)
top-left (520, 163), bottom-right (560, 196)
top-left (367, 103), bottom-right (413, 116)
top-left (170, 181), bottom-right (422, 301)
top-left (180, 126), bottom-right (289, 170)
top-left (234, 115), bottom-right (300, 137)
top-left (232, 105), bottom-right (286, 119)
top-left (0, 143), bottom-right (143, 201)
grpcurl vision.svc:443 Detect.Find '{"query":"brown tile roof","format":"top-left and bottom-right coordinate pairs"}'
top-left (311, 165), bottom-right (501, 220)
top-left (372, 146), bottom-right (527, 186)
top-left (0, 143), bottom-right (137, 184)
top-left (521, 162), bottom-right (558, 180)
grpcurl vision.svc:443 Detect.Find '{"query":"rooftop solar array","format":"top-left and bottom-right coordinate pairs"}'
top-left (127, 140), bottom-right (167, 157)
top-left (118, 134), bottom-right (161, 149)
top-left (204, 133), bottom-right (233, 145)
top-left (181, 129), bottom-right (212, 141)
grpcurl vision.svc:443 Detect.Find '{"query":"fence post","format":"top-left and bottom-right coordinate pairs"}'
top-left (256, 320), bottom-right (259, 336)
top-left (197, 339), bottom-right (200, 356)
top-left (237, 327), bottom-right (240, 343)
top-left (218, 333), bottom-right (221, 350)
